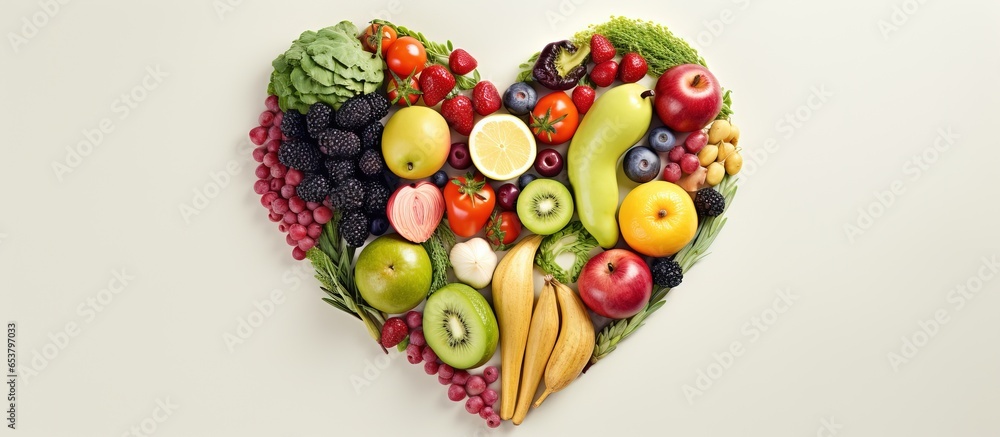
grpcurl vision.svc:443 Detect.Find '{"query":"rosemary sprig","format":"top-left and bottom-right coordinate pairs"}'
top-left (371, 20), bottom-right (481, 90)
top-left (310, 212), bottom-right (386, 350)
top-left (588, 175), bottom-right (739, 368)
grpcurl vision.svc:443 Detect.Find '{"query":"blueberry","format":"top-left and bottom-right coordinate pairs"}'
top-left (369, 215), bottom-right (390, 236)
top-left (517, 173), bottom-right (538, 190)
top-left (503, 82), bottom-right (538, 116)
top-left (647, 126), bottom-right (676, 153)
top-left (623, 146), bottom-right (660, 183)
top-left (430, 170), bottom-right (449, 188)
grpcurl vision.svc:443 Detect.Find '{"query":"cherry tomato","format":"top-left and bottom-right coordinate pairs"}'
top-left (362, 23), bottom-right (397, 56)
top-left (529, 91), bottom-right (579, 145)
top-left (443, 173), bottom-right (496, 238)
top-left (486, 211), bottom-right (522, 249)
top-left (385, 36), bottom-right (427, 77)
top-left (387, 74), bottom-right (421, 107)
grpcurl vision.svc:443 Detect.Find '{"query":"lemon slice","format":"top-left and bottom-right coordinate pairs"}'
top-left (468, 114), bottom-right (537, 181)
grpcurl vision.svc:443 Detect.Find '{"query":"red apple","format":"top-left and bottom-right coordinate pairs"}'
top-left (578, 249), bottom-right (653, 319)
top-left (654, 64), bottom-right (722, 132)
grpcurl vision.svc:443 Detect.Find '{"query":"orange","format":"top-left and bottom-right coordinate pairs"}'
top-left (618, 181), bottom-right (698, 257)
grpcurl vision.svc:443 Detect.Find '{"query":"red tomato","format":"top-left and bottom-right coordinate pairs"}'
top-left (529, 91), bottom-right (580, 145)
top-left (387, 74), bottom-right (420, 106)
top-left (385, 36), bottom-right (427, 77)
top-left (443, 173), bottom-right (496, 237)
top-left (486, 211), bottom-right (522, 249)
top-left (362, 23), bottom-right (397, 56)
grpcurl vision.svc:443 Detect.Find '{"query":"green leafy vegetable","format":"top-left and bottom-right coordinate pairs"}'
top-left (421, 221), bottom-right (457, 294)
top-left (717, 89), bottom-right (733, 120)
top-left (534, 221), bottom-right (600, 284)
top-left (589, 175), bottom-right (739, 368)
top-left (270, 21), bottom-right (384, 114)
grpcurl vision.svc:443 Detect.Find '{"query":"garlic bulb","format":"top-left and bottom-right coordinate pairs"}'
top-left (449, 238), bottom-right (498, 289)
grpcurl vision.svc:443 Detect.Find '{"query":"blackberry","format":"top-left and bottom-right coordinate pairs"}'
top-left (362, 179), bottom-right (391, 216)
top-left (336, 94), bottom-right (376, 131)
top-left (364, 93), bottom-right (390, 121)
top-left (280, 110), bottom-right (309, 139)
top-left (296, 173), bottom-right (331, 203)
top-left (650, 258), bottom-right (683, 288)
top-left (359, 122), bottom-right (383, 150)
top-left (693, 188), bottom-right (726, 218)
top-left (357, 148), bottom-right (385, 178)
top-left (331, 178), bottom-right (364, 211)
top-left (324, 158), bottom-right (356, 182)
top-left (278, 138), bottom-right (322, 172)
top-left (306, 103), bottom-right (335, 137)
top-left (316, 128), bottom-right (361, 158)
top-left (338, 210), bottom-right (370, 248)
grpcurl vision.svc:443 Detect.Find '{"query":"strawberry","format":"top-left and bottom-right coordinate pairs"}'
top-left (590, 60), bottom-right (618, 87)
top-left (441, 95), bottom-right (475, 136)
top-left (380, 317), bottom-right (408, 348)
top-left (418, 64), bottom-right (456, 107)
top-left (449, 48), bottom-right (478, 76)
top-left (618, 52), bottom-right (649, 83)
top-left (472, 81), bottom-right (501, 116)
top-left (572, 85), bottom-right (596, 114)
top-left (590, 34), bottom-right (616, 64)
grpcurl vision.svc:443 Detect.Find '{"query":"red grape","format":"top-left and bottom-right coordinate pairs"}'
top-left (465, 375), bottom-right (486, 396)
top-left (265, 95), bottom-right (280, 112)
top-left (259, 111), bottom-right (275, 127)
top-left (249, 126), bottom-right (267, 145)
top-left (306, 223), bottom-right (322, 239)
top-left (663, 162), bottom-right (682, 182)
top-left (448, 384), bottom-right (466, 401)
top-left (313, 206), bottom-right (332, 224)
top-left (667, 145), bottom-right (686, 163)
top-left (684, 131), bottom-right (708, 153)
top-left (680, 153), bottom-right (700, 174)
top-left (288, 224), bottom-right (307, 241)
top-left (288, 196), bottom-right (306, 214)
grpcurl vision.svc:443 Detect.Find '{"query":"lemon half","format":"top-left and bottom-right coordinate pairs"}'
top-left (468, 114), bottom-right (537, 181)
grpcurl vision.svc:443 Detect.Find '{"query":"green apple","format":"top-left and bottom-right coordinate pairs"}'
top-left (382, 106), bottom-right (451, 179)
top-left (354, 234), bottom-right (432, 314)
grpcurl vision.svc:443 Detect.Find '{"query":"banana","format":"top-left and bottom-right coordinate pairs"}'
top-left (512, 280), bottom-right (559, 425)
top-left (491, 234), bottom-right (543, 420)
top-left (534, 278), bottom-right (596, 408)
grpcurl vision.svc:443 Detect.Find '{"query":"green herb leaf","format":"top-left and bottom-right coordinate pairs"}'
top-left (421, 221), bottom-right (456, 294)
top-left (534, 221), bottom-right (599, 284)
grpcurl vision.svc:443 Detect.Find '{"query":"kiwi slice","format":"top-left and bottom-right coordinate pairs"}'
top-left (422, 283), bottom-right (499, 369)
top-left (516, 179), bottom-right (574, 235)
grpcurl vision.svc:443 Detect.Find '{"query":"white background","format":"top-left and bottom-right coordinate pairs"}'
top-left (2, 0), bottom-right (1000, 436)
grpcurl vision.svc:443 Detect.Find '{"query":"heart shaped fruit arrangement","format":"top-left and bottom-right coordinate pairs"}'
top-left (248, 16), bottom-right (743, 427)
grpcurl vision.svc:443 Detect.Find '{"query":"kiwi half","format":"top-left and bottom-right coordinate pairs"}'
top-left (422, 283), bottom-right (499, 369)
top-left (516, 178), bottom-right (574, 235)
